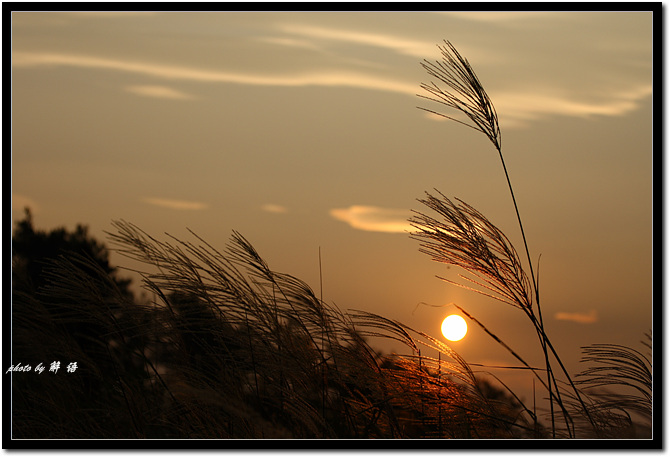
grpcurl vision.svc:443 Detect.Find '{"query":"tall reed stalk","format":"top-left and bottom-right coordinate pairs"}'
top-left (413, 40), bottom-right (596, 436)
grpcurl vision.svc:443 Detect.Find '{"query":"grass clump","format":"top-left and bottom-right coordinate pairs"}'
top-left (12, 216), bottom-right (536, 438)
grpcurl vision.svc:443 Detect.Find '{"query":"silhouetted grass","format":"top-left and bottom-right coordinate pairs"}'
top-left (13, 212), bottom-right (648, 438)
top-left (12, 218), bottom-right (539, 439)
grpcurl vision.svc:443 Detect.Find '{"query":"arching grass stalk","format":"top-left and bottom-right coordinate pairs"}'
top-left (415, 40), bottom-right (596, 436)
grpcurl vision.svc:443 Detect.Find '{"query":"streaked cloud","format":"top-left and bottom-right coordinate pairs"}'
top-left (12, 52), bottom-right (417, 96)
top-left (554, 309), bottom-right (598, 324)
top-left (330, 206), bottom-right (414, 234)
top-left (277, 24), bottom-right (436, 58)
top-left (142, 197), bottom-right (208, 211)
top-left (256, 36), bottom-right (320, 51)
top-left (125, 85), bottom-right (193, 100)
top-left (261, 204), bottom-right (288, 214)
top-left (493, 85), bottom-right (653, 127)
top-left (12, 11), bottom-right (651, 127)
top-left (422, 85), bottom-right (653, 128)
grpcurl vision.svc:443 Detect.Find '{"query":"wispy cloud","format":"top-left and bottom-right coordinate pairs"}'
top-left (256, 36), bottom-right (321, 51)
top-left (13, 25), bottom-right (651, 126)
top-left (142, 197), bottom-right (208, 211)
top-left (12, 52), bottom-right (417, 96)
top-left (125, 85), bottom-right (193, 100)
top-left (554, 309), bottom-right (598, 324)
top-left (277, 24), bottom-right (436, 58)
top-left (422, 84), bottom-right (652, 128)
top-left (261, 204), bottom-right (288, 214)
top-left (330, 206), bottom-right (414, 234)
top-left (493, 86), bottom-right (653, 126)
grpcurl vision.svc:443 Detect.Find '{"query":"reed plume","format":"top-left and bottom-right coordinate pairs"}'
top-left (418, 40), bottom-right (501, 151)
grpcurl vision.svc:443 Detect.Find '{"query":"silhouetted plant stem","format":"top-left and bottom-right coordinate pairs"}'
top-left (416, 39), bottom-right (599, 437)
top-left (493, 142), bottom-right (557, 435)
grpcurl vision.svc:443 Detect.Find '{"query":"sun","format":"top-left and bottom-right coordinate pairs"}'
top-left (441, 314), bottom-right (467, 341)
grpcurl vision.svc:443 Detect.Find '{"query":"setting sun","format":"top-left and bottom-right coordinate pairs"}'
top-left (441, 314), bottom-right (468, 341)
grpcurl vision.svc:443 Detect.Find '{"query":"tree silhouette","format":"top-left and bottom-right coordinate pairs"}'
top-left (11, 208), bottom-right (153, 438)
top-left (12, 207), bottom-right (131, 296)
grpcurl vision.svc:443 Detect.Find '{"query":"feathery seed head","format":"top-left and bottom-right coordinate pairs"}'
top-left (418, 40), bottom-right (501, 151)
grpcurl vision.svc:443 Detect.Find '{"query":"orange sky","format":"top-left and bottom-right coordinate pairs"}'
top-left (11, 10), bottom-right (654, 405)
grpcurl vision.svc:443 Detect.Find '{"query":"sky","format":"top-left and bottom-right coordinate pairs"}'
top-left (11, 10), bottom-right (654, 408)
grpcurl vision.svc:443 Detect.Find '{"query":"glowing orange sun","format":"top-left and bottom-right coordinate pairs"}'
top-left (441, 314), bottom-right (467, 341)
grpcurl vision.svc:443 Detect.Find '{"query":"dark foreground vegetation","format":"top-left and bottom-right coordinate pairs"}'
top-left (10, 41), bottom-right (651, 441)
top-left (10, 210), bottom-right (650, 439)
top-left (11, 211), bottom-right (540, 438)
